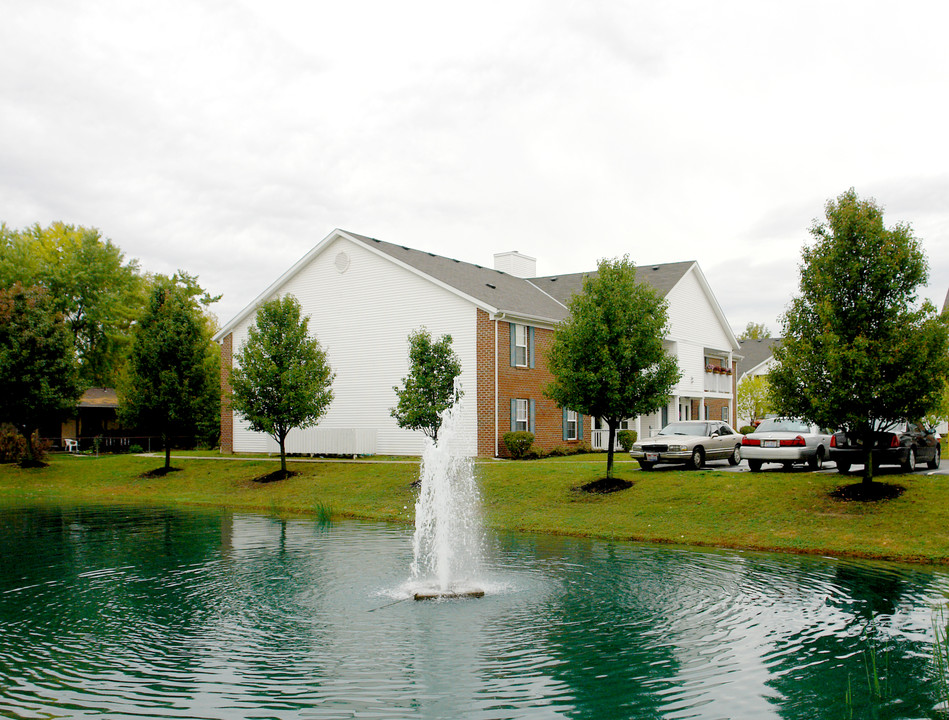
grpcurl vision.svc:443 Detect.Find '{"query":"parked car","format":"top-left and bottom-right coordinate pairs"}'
top-left (829, 421), bottom-right (941, 474)
top-left (630, 420), bottom-right (742, 470)
top-left (740, 417), bottom-right (831, 471)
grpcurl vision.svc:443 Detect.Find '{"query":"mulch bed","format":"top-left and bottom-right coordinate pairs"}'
top-left (139, 467), bottom-right (183, 478)
top-left (830, 481), bottom-right (905, 502)
top-left (577, 477), bottom-right (633, 494)
top-left (252, 469), bottom-right (298, 484)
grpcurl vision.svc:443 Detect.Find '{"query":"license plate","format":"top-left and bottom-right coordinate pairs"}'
top-left (762, 440), bottom-right (779, 448)
top-left (646, 453), bottom-right (659, 462)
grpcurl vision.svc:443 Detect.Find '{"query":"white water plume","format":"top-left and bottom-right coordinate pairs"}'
top-left (410, 390), bottom-right (484, 593)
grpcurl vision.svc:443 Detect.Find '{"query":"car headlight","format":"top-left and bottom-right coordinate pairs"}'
top-left (667, 444), bottom-right (687, 452)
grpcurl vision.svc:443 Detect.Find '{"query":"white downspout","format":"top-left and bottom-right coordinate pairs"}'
top-left (494, 318), bottom-right (499, 457)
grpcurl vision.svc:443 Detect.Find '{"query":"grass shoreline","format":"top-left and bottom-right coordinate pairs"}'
top-left (1, 452), bottom-right (948, 566)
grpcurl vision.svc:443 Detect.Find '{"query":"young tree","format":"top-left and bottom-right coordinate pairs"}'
top-left (737, 322), bottom-right (771, 341)
top-left (546, 256), bottom-right (681, 480)
top-left (736, 375), bottom-right (771, 428)
top-left (769, 189), bottom-right (949, 483)
top-left (120, 273), bottom-right (218, 472)
top-left (0, 284), bottom-right (81, 465)
top-left (229, 295), bottom-right (335, 476)
top-left (391, 328), bottom-right (462, 444)
top-left (1, 222), bottom-right (146, 387)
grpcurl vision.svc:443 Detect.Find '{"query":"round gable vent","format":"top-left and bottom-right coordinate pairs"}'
top-left (335, 251), bottom-right (350, 273)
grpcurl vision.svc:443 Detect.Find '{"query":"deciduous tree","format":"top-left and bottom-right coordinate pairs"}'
top-left (737, 322), bottom-right (771, 341)
top-left (769, 189), bottom-right (949, 483)
top-left (736, 375), bottom-right (771, 428)
top-left (0, 284), bottom-right (81, 465)
top-left (546, 256), bottom-right (680, 480)
top-left (229, 295), bottom-right (335, 476)
top-left (120, 273), bottom-right (218, 471)
top-left (391, 328), bottom-right (462, 444)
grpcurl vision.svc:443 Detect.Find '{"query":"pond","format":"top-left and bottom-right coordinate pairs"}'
top-left (0, 504), bottom-right (947, 719)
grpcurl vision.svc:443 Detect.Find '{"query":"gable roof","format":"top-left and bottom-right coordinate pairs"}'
top-left (214, 229), bottom-right (728, 342)
top-left (736, 337), bottom-right (782, 379)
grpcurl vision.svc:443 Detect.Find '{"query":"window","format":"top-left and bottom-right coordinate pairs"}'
top-left (722, 406), bottom-right (729, 423)
top-left (514, 324), bottom-right (528, 366)
top-left (566, 410), bottom-right (578, 440)
top-left (514, 399), bottom-right (529, 432)
top-left (510, 323), bottom-right (534, 368)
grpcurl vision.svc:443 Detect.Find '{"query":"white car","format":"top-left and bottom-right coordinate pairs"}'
top-left (630, 420), bottom-right (743, 470)
top-left (741, 417), bottom-right (831, 471)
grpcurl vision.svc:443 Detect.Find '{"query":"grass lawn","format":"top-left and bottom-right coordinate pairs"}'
top-left (1, 452), bottom-right (947, 565)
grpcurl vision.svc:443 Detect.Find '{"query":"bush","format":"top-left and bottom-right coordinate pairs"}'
top-left (617, 430), bottom-right (638, 451)
top-left (503, 431), bottom-right (535, 459)
top-left (739, 425), bottom-right (756, 435)
top-left (547, 445), bottom-right (571, 457)
top-left (128, 444), bottom-right (144, 454)
top-left (525, 445), bottom-right (548, 460)
top-left (0, 424), bottom-right (27, 464)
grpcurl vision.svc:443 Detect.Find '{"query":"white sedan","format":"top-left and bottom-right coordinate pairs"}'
top-left (630, 420), bottom-right (743, 470)
top-left (741, 417), bottom-right (832, 471)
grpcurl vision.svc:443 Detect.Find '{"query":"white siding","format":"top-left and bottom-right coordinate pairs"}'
top-left (664, 267), bottom-right (734, 396)
top-left (230, 236), bottom-right (479, 456)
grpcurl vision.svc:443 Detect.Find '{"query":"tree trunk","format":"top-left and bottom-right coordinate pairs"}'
top-left (19, 426), bottom-right (35, 465)
top-left (606, 421), bottom-right (617, 479)
top-left (863, 446), bottom-right (874, 484)
top-left (164, 440), bottom-right (171, 470)
top-left (279, 433), bottom-right (287, 474)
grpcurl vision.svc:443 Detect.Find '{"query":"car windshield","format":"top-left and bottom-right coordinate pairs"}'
top-left (755, 418), bottom-right (810, 433)
top-left (657, 422), bottom-right (709, 437)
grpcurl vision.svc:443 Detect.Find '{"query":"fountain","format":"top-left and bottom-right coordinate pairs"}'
top-left (409, 389), bottom-right (485, 600)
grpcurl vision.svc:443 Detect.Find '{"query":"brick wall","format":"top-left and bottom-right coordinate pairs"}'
top-left (219, 333), bottom-right (233, 454)
top-left (476, 312), bottom-right (587, 457)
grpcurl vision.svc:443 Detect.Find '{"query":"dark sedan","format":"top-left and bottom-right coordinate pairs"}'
top-left (829, 421), bottom-right (941, 474)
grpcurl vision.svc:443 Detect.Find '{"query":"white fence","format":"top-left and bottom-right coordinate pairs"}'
top-left (289, 428), bottom-right (378, 456)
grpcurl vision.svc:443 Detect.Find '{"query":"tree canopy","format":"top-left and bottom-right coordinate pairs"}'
top-left (736, 375), bottom-right (771, 428)
top-left (0, 283), bottom-right (81, 464)
top-left (0, 222), bottom-right (146, 387)
top-left (119, 273), bottom-right (219, 471)
top-left (391, 328), bottom-right (462, 444)
top-left (737, 322), bottom-right (771, 341)
top-left (229, 295), bottom-right (335, 475)
top-left (769, 188), bottom-right (949, 482)
top-left (546, 256), bottom-right (680, 479)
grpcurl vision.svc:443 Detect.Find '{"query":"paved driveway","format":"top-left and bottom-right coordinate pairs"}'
top-left (637, 458), bottom-right (949, 476)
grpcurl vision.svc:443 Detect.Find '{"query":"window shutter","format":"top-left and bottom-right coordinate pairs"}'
top-left (562, 407), bottom-right (568, 441)
top-left (510, 399), bottom-right (516, 432)
top-left (528, 326), bottom-right (535, 369)
top-left (579, 414), bottom-right (584, 440)
top-left (529, 399), bottom-right (535, 434)
top-left (509, 323), bottom-right (516, 367)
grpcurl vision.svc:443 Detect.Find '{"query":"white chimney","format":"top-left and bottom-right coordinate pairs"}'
top-left (494, 251), bottom-right (537, 278)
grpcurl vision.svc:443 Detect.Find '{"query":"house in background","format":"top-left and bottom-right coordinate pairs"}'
top-left (213, 229), bottom-right (739, 457)
top-left (58, 387), bottom-right (121, 449)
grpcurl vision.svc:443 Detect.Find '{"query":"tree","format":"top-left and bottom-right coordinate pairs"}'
top-left (545, 256), bottom-right (681, 479)
top-left (229, 295), bottom-right (335, 475)
top-left (0, 283), bottom-right (81, 465)
top-left (391, 328), bottom-right (462, 444)
top-left (736, 375), bottom-right (771, 428)
top-left (738, 322), bottom-right (771, 341)
top-left (769, 188), bottom-right (949, 483)
top-left (120, 273), bottom-right (218, 472)
top-left (1, 222), bottom-right (146, 387)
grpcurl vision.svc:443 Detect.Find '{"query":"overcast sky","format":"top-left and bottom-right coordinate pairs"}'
top-left (3, 0), bottom-right (948, 336)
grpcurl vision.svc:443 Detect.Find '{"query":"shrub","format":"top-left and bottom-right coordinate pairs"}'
top-left (525, 445), bottom-right (548, 460)
top-left (128, 444), bottom-right (144, 454)
top-left (739, 425), bottom-right (756, 435)
top-left (617, 430), bottom-right (638, 451)
top-left (576, 441), bottom-right (593, 454)
top-left (0, 424), bottom-right (27, 464)
top-left (502, 431), bottom-right (535, 459)
top-left (547, 445), bottom-right (571, 457)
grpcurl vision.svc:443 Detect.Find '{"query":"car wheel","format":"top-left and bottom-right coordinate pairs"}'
top-left (837, 460), bottom-right (851, 474)
top-left (747, 459), bottom-right (762, 472)
top-left (688, 447), bottom-right (705, 470)
top-left (927, 444), bottom-right (941, 470)
top-left (638, 461), bottom-right (655, 471)
top-left (901, 447), bottom-right (916, 473)
top-left (728, 444), bottom-right (741, 466)
top-left (808, 447), bottom-right (824, 470)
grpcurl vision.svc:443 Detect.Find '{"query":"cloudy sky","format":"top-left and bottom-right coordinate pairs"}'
top-left (3, 0), bottom-right (948, 335)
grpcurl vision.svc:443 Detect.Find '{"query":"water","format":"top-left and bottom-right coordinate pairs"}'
top-left (411, 395), bottom-right (484, 595)
top-left (1, 504), bottom-right (948, 719)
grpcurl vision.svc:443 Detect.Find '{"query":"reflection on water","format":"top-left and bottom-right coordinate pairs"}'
top-left (0, 505), bottom-right (947, 719)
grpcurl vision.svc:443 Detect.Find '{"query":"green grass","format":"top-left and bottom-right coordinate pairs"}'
top-left (1, 452), bottom-right (948, 565)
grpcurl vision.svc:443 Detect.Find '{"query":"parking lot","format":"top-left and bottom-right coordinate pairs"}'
top-left (640, 458), bottom-right (949, 476)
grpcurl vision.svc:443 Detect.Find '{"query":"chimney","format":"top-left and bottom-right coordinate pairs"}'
top-left (493, 251), bottom-right (537, 278)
